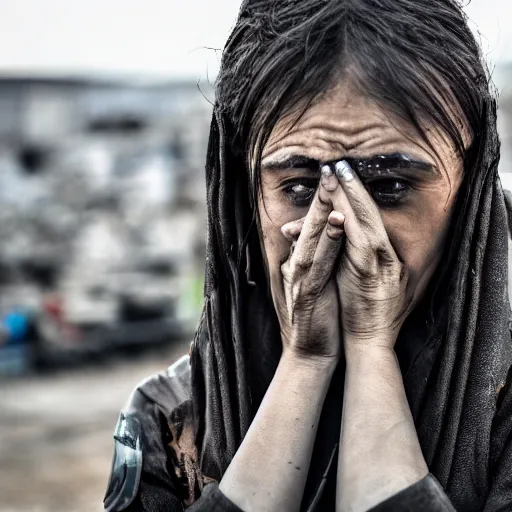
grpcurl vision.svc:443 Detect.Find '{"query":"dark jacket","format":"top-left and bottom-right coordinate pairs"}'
top-left (103, 354), bottom-right (458, 512)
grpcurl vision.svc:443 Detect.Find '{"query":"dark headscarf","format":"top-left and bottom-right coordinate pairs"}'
top-left (189, 1), bottom-right (512, 510)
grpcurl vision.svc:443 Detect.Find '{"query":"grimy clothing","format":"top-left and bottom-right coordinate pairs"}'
top-left (104, 355), bottom-right (455, 511)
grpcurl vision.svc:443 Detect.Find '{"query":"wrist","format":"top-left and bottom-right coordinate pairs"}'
top-left (344, 328), bottom-right (397, 351)
top-left (281, 347), bottom-right (338, 376)
top-left (344, 341), bottom-right (397, 367)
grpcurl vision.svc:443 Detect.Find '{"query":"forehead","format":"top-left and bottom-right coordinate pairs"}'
top-left (261, 81), bottom-right (461, 176)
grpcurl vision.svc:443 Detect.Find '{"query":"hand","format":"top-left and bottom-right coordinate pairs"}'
top-left (333, 161), bottom-right (411, 350)
top-left (270, 174), bottom-right (346, 364)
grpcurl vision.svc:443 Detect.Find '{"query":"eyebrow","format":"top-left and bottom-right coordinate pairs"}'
top-left (262, 153), bottom-right (437, 176)
top-left (342, 153), bottom-right (437, 177)
top-left (261, 155), bottom-right (320, 171)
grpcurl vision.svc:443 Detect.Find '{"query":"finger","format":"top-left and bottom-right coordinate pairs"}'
top-left (334, 160), bottom-right (396, 257)
top-left (318, 168), bottom-right (363, 246)
top-left (281, 209), bottom-right (344, 243)
top-left (334, 160), bottom-right (386, 236)
top-left (282, 209), bottom-right (345, 264)
top-left (282, 212), bottom-right (345, 266)
top-left (310, 212), bottom-right (345, 285)
top-left (326, 211), bottom-right (345, 239)
top-left (295, 170), bottom-right (346, 288)
top-left (281, 217), bottom-right (306, 243)
top-left (290, 166), bottom-right (336, 269)
top-left (328, 210), bottom-right (345, 226)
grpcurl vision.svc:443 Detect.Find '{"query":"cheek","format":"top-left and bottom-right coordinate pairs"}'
top-left (382, 193), bottom-right (456, 301)
top-left (257, 191), bottom-right (308, 276)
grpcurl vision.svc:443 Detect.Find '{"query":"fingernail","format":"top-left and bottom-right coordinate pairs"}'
top-left (320, 164), bottom-right (337, 191)
top-left (335, 160), bottom-right (354, 181)
top-left (326, 225), bottom-right (345, 240)
top-left (328, 211), bottom-right (345, 226)
top-left (321, 164), bottom-right (333, 178)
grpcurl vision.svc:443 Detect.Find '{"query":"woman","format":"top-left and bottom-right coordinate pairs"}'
top-left (104, 0), bottom-right (512, 510)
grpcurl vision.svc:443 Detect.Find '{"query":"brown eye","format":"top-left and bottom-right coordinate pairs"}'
top-left (368, 180), bottom-right (410, 206)
top-left (283, 181), bottom-right (317, 207)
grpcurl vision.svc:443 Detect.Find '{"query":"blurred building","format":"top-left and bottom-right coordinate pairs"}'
top-left (497, 64), bottom-right (512, 176)
top-left (0, 76), bottom-right (213, 370)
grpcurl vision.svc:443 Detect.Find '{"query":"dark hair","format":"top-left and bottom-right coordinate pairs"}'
top-left (191, 0), bottom-right (502, 483)
top-left (217, 0), bottom-right (497, 197)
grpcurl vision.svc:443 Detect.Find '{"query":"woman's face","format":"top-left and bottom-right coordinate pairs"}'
top-left (257, 81), bottom-right (464, 308)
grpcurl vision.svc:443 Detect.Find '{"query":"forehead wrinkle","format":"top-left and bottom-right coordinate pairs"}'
top-left (303, 111), bottom-right (391, 136)
top-left (263, 127), bottom-right (380, 159)
top-left (263, 130), bottom-right (346, 161)
top-left (261, 102), bottom-right (457, 175)
top-left (262, 124), bottom-right (426, 164)
top-left (271, 113), bottom-right (392, 142)
top-left (264, 112), bottom-right (404, 158)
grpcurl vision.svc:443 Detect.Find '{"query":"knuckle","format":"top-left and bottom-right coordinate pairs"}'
top-left (375, 246), bottom-right (395, 266)
top-left (356, 256), bottom-right (379, 279)
top-left (292, 256), bottom-right (311, 274)
top-left (309, 222), bottom-right (326, 240)
top-left (315, 194), bottom-right (331, 211)
top-left (325, 224), bottom-right (345, 241)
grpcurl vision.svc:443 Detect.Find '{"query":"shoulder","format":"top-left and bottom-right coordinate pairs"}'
top-left (104, 355), bottom-right (193, 512)
top-left (126, 354), bottom-right (192, 414)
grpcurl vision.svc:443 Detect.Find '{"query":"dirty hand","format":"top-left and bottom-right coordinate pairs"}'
top-left (332, 160), bottom-right (410, 350)
top-left (270, 174), bottom-right (346, 363)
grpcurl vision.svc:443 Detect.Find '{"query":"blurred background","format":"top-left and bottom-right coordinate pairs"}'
top-left (0, 1), bottom-right (510, 511)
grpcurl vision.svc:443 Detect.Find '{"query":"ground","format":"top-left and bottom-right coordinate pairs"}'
top-left (0, 341), bottom-right (190, 512)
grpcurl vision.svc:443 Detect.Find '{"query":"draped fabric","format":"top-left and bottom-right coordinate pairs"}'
top-left (189, 98), bottom-right (512, 510)
top-left (401, 102), bottom-right (512, 510)
top-left (190, 110), bottom-right (257, 480)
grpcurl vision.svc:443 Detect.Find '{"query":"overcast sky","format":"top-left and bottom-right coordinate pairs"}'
top-left (0, 0), bottom-right (509, 80)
